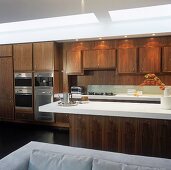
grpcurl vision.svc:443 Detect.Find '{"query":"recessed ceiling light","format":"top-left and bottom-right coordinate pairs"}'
top-left (152, 33), bottom-right (156, 36)
top-left (109, 4), bottom-right (171, 22)
top-left (99, 37), bottom-right (102, 40)
top-left (0, 13), bottom-right (99, 33)
top-left (124, 35), bottom-right (128, 38)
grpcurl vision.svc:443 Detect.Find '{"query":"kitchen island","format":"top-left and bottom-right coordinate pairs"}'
top-left (39, 101), bottom-right (171, 159)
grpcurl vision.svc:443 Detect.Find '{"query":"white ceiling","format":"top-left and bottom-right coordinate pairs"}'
top-left (0, 0), bottom-right (171, 44)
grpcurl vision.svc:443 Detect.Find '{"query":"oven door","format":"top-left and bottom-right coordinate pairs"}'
top-left (15, 88), bottom-right (32, 109)
top-left (34, 72), bottom-right (53, 87)
top-left (15, 73), bottom-right (32, 87)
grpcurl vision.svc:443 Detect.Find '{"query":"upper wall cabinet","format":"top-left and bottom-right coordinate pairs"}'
top-left (162, 47), bottom-right (171, 72)
top-left (0, 45), bottom-right (12, 57)
top-left (117, 48), bottom-right (137, 73)
top-left (139, 47), bottom-right (161, 73)
top-left (83, 49), bottom-right (116, 70)
top-left (13, 43), bottom-right (33, 72)
top-left (33, 42), bottom-right (55, 71)
top-left (66, 51), bottom-right (83, 75)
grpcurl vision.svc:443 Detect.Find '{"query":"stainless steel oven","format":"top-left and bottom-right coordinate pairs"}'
top-left (34, 72), bottom-right (54, 122)
top-left (34, 72), bottom-right (53, 88)
top-left (15, 73), bottom-right (32, 87)
top-left (15, 88), bottom-right (33, 109)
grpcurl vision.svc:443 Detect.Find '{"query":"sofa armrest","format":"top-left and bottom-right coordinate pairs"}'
top-left (0, 142), bottom-right (33, 170)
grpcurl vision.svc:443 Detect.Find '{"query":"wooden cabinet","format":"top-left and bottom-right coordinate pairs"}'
top-left (0, 57), bottom-right (14, 120)
top-left (103, 117), bottom-right (119, 152)
top-left (66, 51), bottom-right (83, 75)
top-left (55, 113), bottom-right (69, 128)
top-left (70, 114), bottom-right (90, 148)
top-left (83, 49), bottom-right (116, 70)
top-left (89, 116), bottom-right (104, 150)
top-left (33, 42), bottom-right (55, 71)
top-left (155, 120), bottom-right (171, 158)
top-left (139, 47), bottom-right (161, 73)
top-left (138, 119), bottom-right (156, 156)
top-left (0, 45), bottom-right (12, 56)
top-left (117, 48), bottom-right (137, 73)
top-left (120, 118), bottom-right (138, 154)
top-left (13, 43), bottom-right (33, 71)
top-left (162, 46), bottom-right (171, 72)
top-left (69, 114), bottom-right (171, 158)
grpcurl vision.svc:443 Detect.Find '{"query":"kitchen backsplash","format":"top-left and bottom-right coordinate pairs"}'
top-left (87, 85), bottom-right (171, 95)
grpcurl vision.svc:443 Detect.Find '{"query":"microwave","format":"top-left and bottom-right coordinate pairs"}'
top-left (71, 86), bottom-right (84, 94)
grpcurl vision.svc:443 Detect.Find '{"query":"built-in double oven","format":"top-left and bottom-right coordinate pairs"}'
top-left (15, 73), bottom-right (33, 110)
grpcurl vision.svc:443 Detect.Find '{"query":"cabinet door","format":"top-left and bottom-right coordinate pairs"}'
top-left (138, 119), bottom-right (156, 156)
top-left (89, 116), bottom-right (104, 150)
top-left (0, 45), bottom-right (12, 56)
top-left (83, 50), bottom-right (99, 69)
top-left (55, 113), bottom-right (69, 128)
top-left (13, 43), bottom-right (32, 71)
top-left (33, 42), bottom-right (54, 71)
top-left (117, 48), bottom-right (137, 73)
top-left (139, 47), bottom-right (161, 73)
top-left (103, 117), bottom-right (119, 152)
top-left (156, 120), bottom-right (171, 158)
top-left (0, 57), bottom-right (14, 119)
top-left (120, 118), bottom-right (138, 154)
top-left (98, 49), bottom-right (116, 69)
top-left (162, 47), bottom-right (171, 72)
top-left (69, 115), bottom-right (90, 148)
top-left (66, 51), bottom-right (83, 75)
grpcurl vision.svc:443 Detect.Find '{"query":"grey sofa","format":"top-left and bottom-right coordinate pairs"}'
top-left (0, 141), bottom-right (171, 170)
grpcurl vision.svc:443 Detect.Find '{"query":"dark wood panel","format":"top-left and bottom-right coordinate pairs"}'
top-left (69, 114), bottom-right (90, 148)
top-left (98, 49), bottom-right (116, 69)
top-left (0, 57), bottom-right (14, 120)
top-left (54, 71), bottom-right (60, 94)
top-left (0, 57), bottom-right (14, 99)
top-left (66, 51), bottom-right (83, 74)
top-left (33, 42), bottom-right (54, 71)
top-left (83, 50), bottom-right (99, 69)
top-left (103, 117), bottom-right (119, 152)
top-left (162, 47), bottom-right (171, 72)
top-left (13, 43), bottom-right (33, 71)
top-left (138, 119), bottom-right (156, 156)
top-left (139, 47), bottom-right (161, 73)
top-left (117, 48), bottom-right (137, 73)
top-left (120, 118), bottom-right (138, 154)
top-left (0, 45), bottom-right (12, 56)
top-left (89, 116), bottom-right (104, 150)
top-left (155, 120), bottom-right (171, 158)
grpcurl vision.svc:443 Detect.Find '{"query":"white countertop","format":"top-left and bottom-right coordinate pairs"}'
top-left (39, 101), bottom-right (171, 120)
top-left (54, 93), bottom-right (161, 101)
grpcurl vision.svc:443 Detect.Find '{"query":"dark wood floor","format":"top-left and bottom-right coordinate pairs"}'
top-left (0, 122), bottom-right (69, 159)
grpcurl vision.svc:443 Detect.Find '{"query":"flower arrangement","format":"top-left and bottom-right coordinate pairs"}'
top-left (140, 73), bottom-right (165, 90)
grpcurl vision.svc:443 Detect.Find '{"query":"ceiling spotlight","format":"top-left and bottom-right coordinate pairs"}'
top-left (124, 35), bottom-right (128, 38)
top-left (152, 33), bottom-right (156, 36)
top-left (99, 37), bottom-right (102, 40)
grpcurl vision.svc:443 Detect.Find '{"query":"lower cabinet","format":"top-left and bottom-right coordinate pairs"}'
top-left (69, 115), bottom-right (90, 148)
top-left (69, 114), bottom-right (171, 158)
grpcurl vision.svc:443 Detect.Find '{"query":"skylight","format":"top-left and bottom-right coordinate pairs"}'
top-left (0, 13), bottom-right (99, 33)
top-left (109, 4), bottom-right (171, 22)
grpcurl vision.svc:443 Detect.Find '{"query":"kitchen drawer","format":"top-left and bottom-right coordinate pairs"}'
top-left (15, 112), bottom-right (33, 121)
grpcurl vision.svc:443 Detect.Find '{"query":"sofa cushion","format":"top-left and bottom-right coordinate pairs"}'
top-left (92, 159), bottom-right (122, 170)
top-left (92, 159), bottom-right (164, 170)
top-left (28, 150), bottom-right (62, 170)
top-left (28, 149), bottom-right (92, 170)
